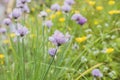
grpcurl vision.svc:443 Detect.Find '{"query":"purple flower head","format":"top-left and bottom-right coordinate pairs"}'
top-left (51, 3), bottom-right (60, 11)
top-left (77, 16), bottom-right (87, 25)
top-left (61, 4), bottom-right (71, 13)
top-left (21, 0), bottom-right (27, 3)
top-left (44, 20), bottom-right (53, 28)
top-left (3, 18), bottom-right (11, 26)
top-left (49, 30), bottom-right (69, 46)
top-left (16, 0), bottom-right (24, 8)
top-left (92, 69), bottom-right (103, 78)
top-left (64, 0), bottom-right (75, 5)
top-left (12, 8), bottom-right (22, 19)
top-left (48, 48), bottom-right (57, 57)
top-left (19, 0), bottom-right (31, 4)
top-left (27, 0), bottom-right (31, 2)
top-left (16, 24), bottom-right (28, 37)
top-left (71, 13), bottom-right (82, 21)
top-left (71, 13), bottom-right (87, 25)
top-left (0, 28), bottom-right (6, 34)
top-left (21, 4), bottom-right (30, 13)
top-left (38, 11), bottom-right (48, 18)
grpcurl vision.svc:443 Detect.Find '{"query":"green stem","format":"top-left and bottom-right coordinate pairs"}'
top-left (32, 14), bottom-right (40, 80)
top-left (42, 21), bottom-right (45, 59)
top-left (42, 57), bottom-right (55, 80)
top-left (65, 13), bottom-right (69, 31)
top-left (22, 39), bottom-right (25, 80)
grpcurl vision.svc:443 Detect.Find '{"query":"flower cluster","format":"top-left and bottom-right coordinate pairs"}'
top-left (16, 24), bottom-right (28, 37)
top-left (3, 18), bottom-right (12, 26)
top-left (50, 0), bottom-right (75, 13)
top-left (49, 30), bottom-right (70, 46)
top-left (48, 48), bottom-right (57, 57)
top-left (71, 13), bottom-right (87, 25)
top-left (8, 0), bottom-right (31, 19)
top-left (92, 69), bottom-right (103, 78)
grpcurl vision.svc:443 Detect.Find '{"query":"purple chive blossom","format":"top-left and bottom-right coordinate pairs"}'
top-left (71, 13), bottom-right (82, 21)
top-left (48, 48), bottom-right (57, 57)
top-left (16, 24), bottom-right (28, 37)
top-left (12, 8), bottom-right (22, 19)
top-left (71, 13), bottom-right (87, 25)
top-left (61, 4), bottom-right (71, 13)
top-left (27, 0), bottom-right (31, 2)
top-left (38, 11), bottom-right (48, 18)
top-left (51, 3), bottom-right (60, 11)
top-left (21, 0), bottom-right (27, 3)
top-left (64, 0), bottom-right (75, 5)
top-left (18, 0), bottom-right (31, 4)
top-left (3, 18), bottom-right (11, 26)
top-left (0, 28), bottom-right (6, 34)
top-left (92, 69), bottom-right (103, 78)
top-left (49, 30), bottom-right (69, 46)
top-left (16, 0), bottom-right (24, 8)
top-left (21, 4), bottom-right (30, 13)
top-left (77, 16), bottom-right (87, 25)
top-left (44, 20), bottom-right (53, 28)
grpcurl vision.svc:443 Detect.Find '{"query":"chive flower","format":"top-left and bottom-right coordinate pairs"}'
top-left (92, 69), bottom-right (103, 78)
top-left (0, 28), bottom-right (6, 34)
top-left (38, 11), bottom-right (48, 18)
top-left (77, 16), bottom-right (87, 25)
top-left (49, 30), bottom-right (70, 46)
top-left (71, 13), bottom-right (82, 21)
top-left (21, 4), bottom-right (30, 13)
top-left (71, 13), bottom-right (87, 25)
top-left (12, 8), bottom-right (22, 19)
top-left (3, 18), bottom-right (11, 26)
top-left (48, 48), bottom-right (57, 57)
top-left (44, 20), bottom-right (53, 28)
top-left (18, 0), bottom-right (31, 4)
top-left (64, 0), bottom-right (75, 5)
top-left (51, 3), bottom-right (60, 11)
top-left (61, 4), bottom-right (71, 13)
top-left (16, 24), bottom-right (28, 37)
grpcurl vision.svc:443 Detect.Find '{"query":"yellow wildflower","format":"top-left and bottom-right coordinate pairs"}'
top-left (88, 1), bottom-right (96, 6)
top-left (3, 39), bottom-right (10, 44)
top-left (75, 36), bottom-right (87, 43)
top-left (94, 20), bottom-right (99, 25)
top-left (74, 10), bottom-right (80, 13)
top-left (46, 9), bottom-right (51, 13)
top-left (59, 18), bottom-right (65, 22)
top-left (55, 11), bottom-right (61, 16)
top-left (10, 33), bottom-right (16, 38)
top-left (50, 14), bottom-right (56, 19)
top-left (106, 48), bottom-right (114, 53)
top-left (108, 1), bottom-right (115, 5)
top-left (0, 54), bottom-right (4, 59)
top-left (96, 6), bottom-right (103, 11)
top-left (108, 10), bottom-right (120, 15)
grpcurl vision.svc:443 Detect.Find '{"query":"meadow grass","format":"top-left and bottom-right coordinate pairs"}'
top-left (0, 0), bottom-right (120, 80)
